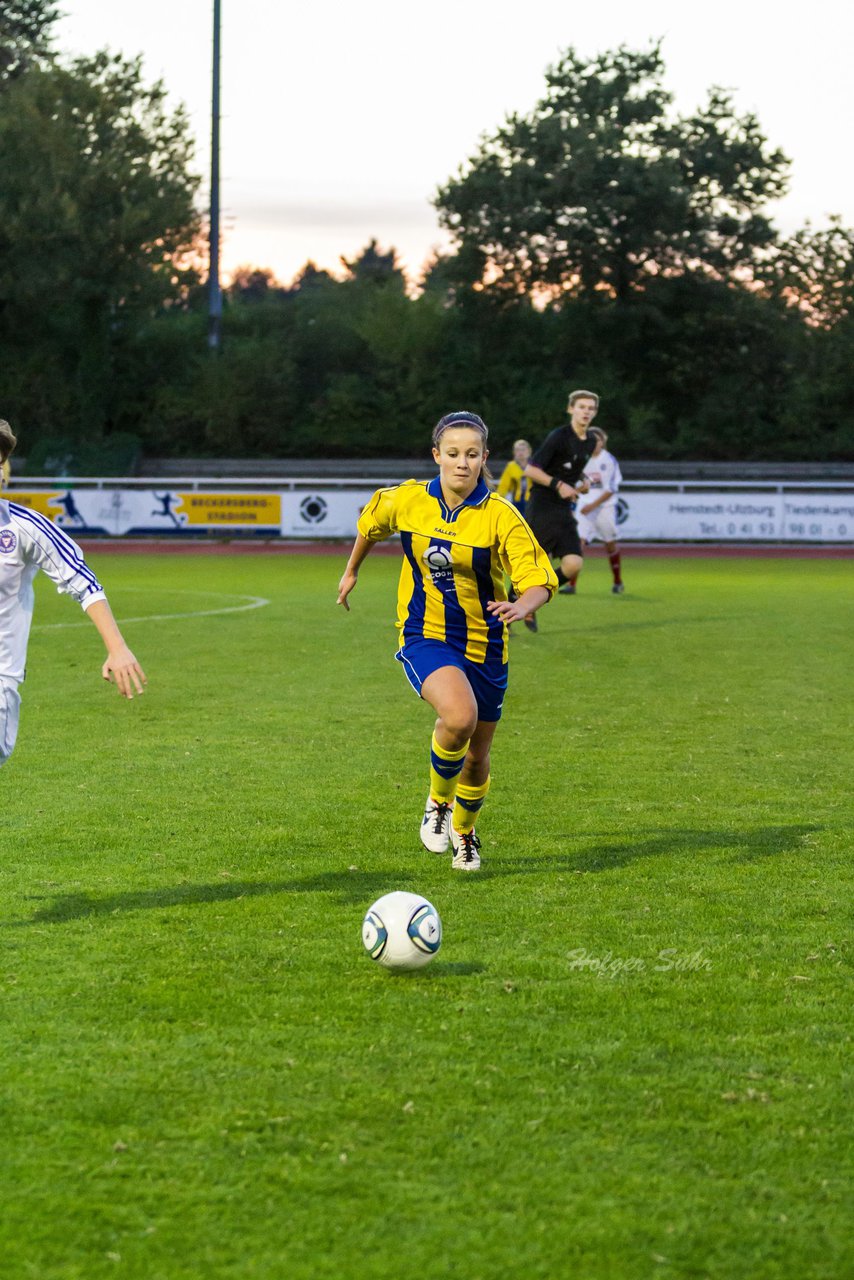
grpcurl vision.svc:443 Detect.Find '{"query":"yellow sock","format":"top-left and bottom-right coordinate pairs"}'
top-left (429, 733), bottom-right (469, 805)
top-left (453, 776), bottom-right (490, 834)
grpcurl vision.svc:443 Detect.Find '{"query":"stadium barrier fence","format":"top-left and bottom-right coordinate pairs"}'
top-left (3, 477), bottom-right (853, 543)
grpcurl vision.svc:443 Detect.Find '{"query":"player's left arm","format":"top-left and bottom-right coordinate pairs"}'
top-left (20, 516), bottom-right (145, 698)
top-left (494, 504), bottom-right (558, 616)
top-left (487, 585), bottom-right (550, 623)
top-left (85, 599), bottom-right (147, 699)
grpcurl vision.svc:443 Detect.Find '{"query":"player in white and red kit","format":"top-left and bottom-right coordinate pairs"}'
top-left (0, 420), bottom-right (146, 766)
top-left (576, 428), bottom-right (625, 594)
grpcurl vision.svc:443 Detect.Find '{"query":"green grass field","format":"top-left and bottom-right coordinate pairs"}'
top-left (1, 549), bottom-right (851, 1280)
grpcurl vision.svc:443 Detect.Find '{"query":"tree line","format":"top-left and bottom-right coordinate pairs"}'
top-left (1, 6), bottom-right (852, 469)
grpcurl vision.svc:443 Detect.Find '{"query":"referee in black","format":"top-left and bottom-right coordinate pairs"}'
top-left (522, 389), bottom-right (600, 619)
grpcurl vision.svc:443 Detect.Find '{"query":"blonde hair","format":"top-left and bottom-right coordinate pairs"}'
top-left (0, 420), bottom-right (17, 465)
top-left (589, 427), bottom-right (608, 445)
top-left (512, 438), bottom-right (531, 452)
top-left (568, 389), bottom-right (599, 409)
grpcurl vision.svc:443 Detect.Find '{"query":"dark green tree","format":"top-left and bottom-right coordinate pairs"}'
top-left (435, 43), bottom-right (789, 300)
top-left (768, 221), bottom-right (854, 458)
top-left (769, 218), bottom-right (854, 327)
top-left (0, 0), bottom-right (58, 82)
top-left (228, 265), bottom-right (285, 303)
top-left (291, 260), bottom-right (336, 293)
top-left (0, 51), bottom-right (201, 439)
top-left (341, 238), bottom-right (406, 290)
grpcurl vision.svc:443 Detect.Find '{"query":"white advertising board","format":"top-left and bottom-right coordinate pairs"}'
top-left (5, 485), bottom-right (853, 542)
top-left (614, 492), bottom-right (854, 542)
top-left (780, 497), bottom-right (854, 543)
top-left (616, 492), bottom-right (784, 541)
top-left (279, 489), bottom-right (376, 538)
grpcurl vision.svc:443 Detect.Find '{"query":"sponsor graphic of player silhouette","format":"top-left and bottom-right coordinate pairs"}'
top-left (151, 491), bottom-right (186, 528)
top-left (56, 490), bottom-right (85, 527)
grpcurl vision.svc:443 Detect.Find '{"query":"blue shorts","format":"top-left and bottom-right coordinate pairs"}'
top-left (395, 639), bottom-right (508, 722)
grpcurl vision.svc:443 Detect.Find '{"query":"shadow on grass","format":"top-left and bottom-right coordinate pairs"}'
top-left (533, 613), bottom-right (738, 639)
top-left (501, 823), bottom-right (822, 874)
top-left (7, 869), bottom-right (415, 927)
top-left (382, 961), bottom-right (486, 978)
top-left (7, 824), bottom-right (820, 925)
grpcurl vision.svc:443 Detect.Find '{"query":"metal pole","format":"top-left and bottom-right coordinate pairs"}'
top-left (208, 0), bottom-right (222, 351)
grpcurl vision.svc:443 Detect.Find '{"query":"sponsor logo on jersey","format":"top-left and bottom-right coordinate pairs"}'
top-left (423, 544), bottom-right (454, 577)
top-left (0, 528), bottom-right (16, 553)
top-left (433, 527), bottom-right (457, 537)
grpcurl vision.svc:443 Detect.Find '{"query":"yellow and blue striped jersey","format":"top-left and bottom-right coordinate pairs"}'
top-left (496, 459), bottom-right (529, 508)
top-left (357, 476), bottom-right (557, 665)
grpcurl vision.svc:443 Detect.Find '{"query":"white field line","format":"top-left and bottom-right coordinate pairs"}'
top-left (32, 590), bottom-right (271, 631)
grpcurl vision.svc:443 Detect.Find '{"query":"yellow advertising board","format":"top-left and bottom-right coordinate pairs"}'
top-left (0, 490), bottom-right (65, 520)
top-left (175, 493), bottom-right (282, 526)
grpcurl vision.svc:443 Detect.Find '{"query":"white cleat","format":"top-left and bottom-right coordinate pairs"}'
top-left (450, 826), bottom-right (482, 871)
top-left (420, 798), bottom-right (452, 853)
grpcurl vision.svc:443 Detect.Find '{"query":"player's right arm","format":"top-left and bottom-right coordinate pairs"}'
top-left (337, 485), bottom-right (401, 610)
top-left (337, 532), bottom-right (375, 611)
top-left (525, 432), bottom-right (579, 500)
top-left (580, 488), bottom-right (613, 515)
top-left (581, 454), bottom-right (618, 513)
top-left (524, 460), bottom-right (578, 501)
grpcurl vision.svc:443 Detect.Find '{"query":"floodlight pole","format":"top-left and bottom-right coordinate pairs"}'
top-left (208, 0), bottom-right (222, 351)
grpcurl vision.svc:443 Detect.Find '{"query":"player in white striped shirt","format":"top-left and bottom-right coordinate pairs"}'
top-left (576, 427), bottom-right (625, 594)
top-left (0, 420), bottom-right (146, 766)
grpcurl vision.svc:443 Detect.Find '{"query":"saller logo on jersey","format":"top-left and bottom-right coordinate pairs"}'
top-left (0, 529), bottom-right (16, 553)
top-left (423, 544), bottom-right (453, 575)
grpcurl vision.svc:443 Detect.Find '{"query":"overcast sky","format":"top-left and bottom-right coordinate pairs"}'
top-left (57, 0), bottom-right (854, 285)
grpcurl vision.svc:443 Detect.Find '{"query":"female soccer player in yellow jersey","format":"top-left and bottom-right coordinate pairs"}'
top-left (337, 411), bottom-right (557, 870)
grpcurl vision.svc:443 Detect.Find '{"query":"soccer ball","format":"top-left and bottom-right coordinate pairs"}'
top-left (362, 891), bottom-right (442, 972)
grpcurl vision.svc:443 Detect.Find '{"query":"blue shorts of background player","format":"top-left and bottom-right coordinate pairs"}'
top-left (396, 639), bottom-right (508, 723)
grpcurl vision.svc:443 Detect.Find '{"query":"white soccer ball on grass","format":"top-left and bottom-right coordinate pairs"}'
top-left (362, 891), bottom-right (442, 971)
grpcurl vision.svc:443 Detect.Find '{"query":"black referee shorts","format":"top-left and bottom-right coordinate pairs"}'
top-left (526, 500), bottom-right (583, 560)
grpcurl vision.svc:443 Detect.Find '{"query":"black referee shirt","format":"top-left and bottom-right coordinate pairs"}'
top-left (528, 425), bottom-right (598, 510)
